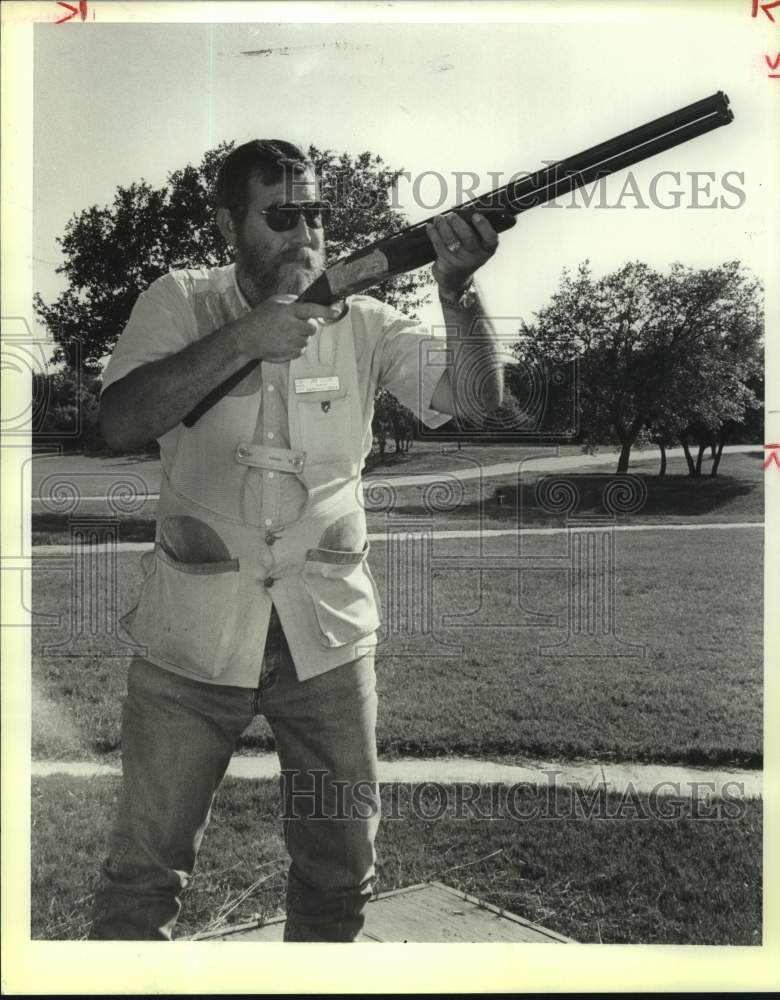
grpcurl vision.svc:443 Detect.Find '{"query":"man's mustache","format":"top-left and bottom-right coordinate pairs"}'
top-left (278, 249), bottom-right (323, 268)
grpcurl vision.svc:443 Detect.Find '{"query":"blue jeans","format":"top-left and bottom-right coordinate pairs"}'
top-left (89, 613), bottom-right (380, 941)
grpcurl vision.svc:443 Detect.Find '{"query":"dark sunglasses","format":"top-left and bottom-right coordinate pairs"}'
top-left (258, 201), bottom-right (331, 233)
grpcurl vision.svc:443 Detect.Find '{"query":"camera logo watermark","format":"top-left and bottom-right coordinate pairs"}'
top-left (363, 464), bottom-right (649, 662)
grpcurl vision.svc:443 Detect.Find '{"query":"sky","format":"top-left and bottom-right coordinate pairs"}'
top-left (32, 9), bottom-right (776, 346)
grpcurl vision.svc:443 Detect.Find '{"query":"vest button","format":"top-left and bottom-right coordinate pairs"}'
top-left (263, 576), bottom-right (275, 588)
top-left (265, 532), bottom-right (277, 546)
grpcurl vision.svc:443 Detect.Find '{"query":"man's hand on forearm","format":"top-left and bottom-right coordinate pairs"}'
top-left (425, 210), bottom-right (507, 421)
top-left (99, 296), bottom-right (342, 451)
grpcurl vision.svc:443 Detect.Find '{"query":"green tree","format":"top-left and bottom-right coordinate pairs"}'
top-left (516, 260), bottom-right (763, 474)
top-left (371, 387), bottom-right (417, 461)
top-left (32, 370), bottom-right (104, 452)
top-left (35, 143), bottom-right (431, 372)
top-left (645, 265), bottom-right (763, 476)
top-left (648, 346), bottom-right (761, 477)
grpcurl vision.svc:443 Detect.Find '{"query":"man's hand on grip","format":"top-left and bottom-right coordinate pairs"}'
top-left (232, 295), bottom-right (343, 364)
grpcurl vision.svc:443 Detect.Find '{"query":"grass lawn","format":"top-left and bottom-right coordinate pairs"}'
top-left (32, 527), bottom-right (762, 767)
top-left (28, 446), bottom-right (764, 951)
top-left (363, 451), bottom-right (764, 528)
top-left (32, 450), bottom-right (164, 495)
top-left (31, 774), bottom-right (762, 944)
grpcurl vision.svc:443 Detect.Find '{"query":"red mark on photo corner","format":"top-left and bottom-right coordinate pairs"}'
top-left (763, 444), bottom-right (780, 470)
top-left (752, 0), bottom-right (780, 21)
top-left (55, 1), bottom-right (88, 23)
top-left (765, 52), bottom-right (780, 77)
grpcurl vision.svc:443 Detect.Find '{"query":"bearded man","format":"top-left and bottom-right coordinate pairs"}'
top-left (90, 139), bottom-right (506, 941)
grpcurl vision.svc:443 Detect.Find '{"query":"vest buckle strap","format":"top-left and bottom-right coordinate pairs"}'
top-left (235, 442), bottom-right (306, 473)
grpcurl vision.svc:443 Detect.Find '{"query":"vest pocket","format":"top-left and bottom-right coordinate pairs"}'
top-left (124, 544), bottom-right (240, 679)
top-left (296, 394), bottom-right (354, 468)
top-left (301, 543), bottom-right (381, 648)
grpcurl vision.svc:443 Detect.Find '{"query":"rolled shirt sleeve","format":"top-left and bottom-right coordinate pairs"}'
top-left (366, 300), bottom-right (452, 429)
top-left (101, 273), bottom-right (196, 395)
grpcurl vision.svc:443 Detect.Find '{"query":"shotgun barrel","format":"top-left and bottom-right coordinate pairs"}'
top-left (182, 91), bottom-right (733, 427)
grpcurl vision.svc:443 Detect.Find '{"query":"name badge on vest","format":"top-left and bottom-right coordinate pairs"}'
top-left (292, 368), bottom-right (348, 414)
top-left (294, 376), bottom-right (341, 395)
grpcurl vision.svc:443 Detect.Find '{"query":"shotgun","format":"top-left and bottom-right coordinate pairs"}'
top-left (183, 90), bottom-right (733, 427)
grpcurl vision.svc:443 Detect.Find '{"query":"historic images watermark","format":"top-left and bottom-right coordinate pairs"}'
top-left (307, 167), bottom-right (748, 213)
top-left (279, 769), bottom-right (749, 823)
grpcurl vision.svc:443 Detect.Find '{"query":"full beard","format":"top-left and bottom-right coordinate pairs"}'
top-left (235, 239), bottom-right (325, 306)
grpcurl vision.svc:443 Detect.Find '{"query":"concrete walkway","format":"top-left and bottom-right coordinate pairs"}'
top-left (32, 754), bottom-right (761, 798)
top-left (30, 519), bottom-right (763, 555)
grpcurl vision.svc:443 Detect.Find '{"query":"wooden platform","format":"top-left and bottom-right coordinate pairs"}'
top-left (199, 881), bottom-right (574, 943)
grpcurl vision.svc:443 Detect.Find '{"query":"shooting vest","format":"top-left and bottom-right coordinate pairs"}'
top-left (122, 310), bottom-right (381, 686)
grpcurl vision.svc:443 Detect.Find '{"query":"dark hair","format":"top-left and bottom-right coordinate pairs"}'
top-left (215, 139), bottom-right (314, 221)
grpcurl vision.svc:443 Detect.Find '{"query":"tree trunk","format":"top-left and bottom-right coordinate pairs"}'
top-left (617, 440), bottom-right (632, 474)
top-left (656, 441), bottom-right (667, 477)
top-left (711, 441), bottom-right (726, 476)
top-left (614, 415), bottom-right (644, 475)
top-left (711, 427), bottom-right (729, 477)
top-left (695, 443), bottom-right (706, 476)
top-left (680, 431), bottom-right (696, 476)
top-left (710, 443), bottom-right (717, 461)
